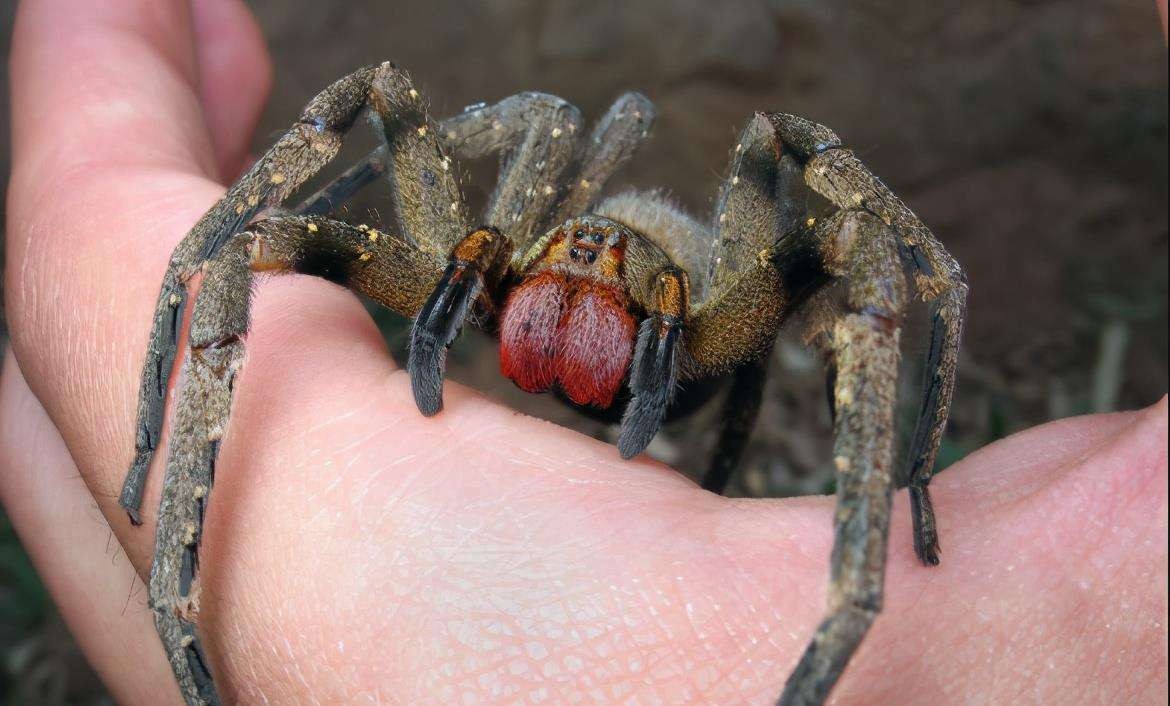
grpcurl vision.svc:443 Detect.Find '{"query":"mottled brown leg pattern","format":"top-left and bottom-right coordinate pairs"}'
top-left (120, 65), bottom-right (380, 524)
top-left (122, 62), bottom-right (468, 522)
top-left (295, 91), bottom-right (655, 246)
top-left (439, 92), bottom-right (581, 249)
top-left (552, 92), bottom-right (656, 224)
top-left (149, 213), bottom-right (448, 706)
top-left (125, 62), bottom-right (472, 706)
top-left (769, 113), bottom-right (967, 565)
top-left (777, 210), bottom-right (905, 706)
top-left (150, 233), bottom-right (251, 706)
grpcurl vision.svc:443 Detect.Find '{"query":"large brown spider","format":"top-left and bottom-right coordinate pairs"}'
top-left (120, 63), bottom-right (966, 706)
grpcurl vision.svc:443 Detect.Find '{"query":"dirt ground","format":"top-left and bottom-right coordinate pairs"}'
top-left (0, 0), bottom-right (1166, 703)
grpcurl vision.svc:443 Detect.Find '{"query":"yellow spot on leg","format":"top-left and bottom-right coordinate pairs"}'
top-left (270, 173), bottom-right (286, 185)
top-left (834, 455), bottom-right (851, 472)
top-left (246, 195), bottom-right (260, 207)
top-left (837, 386), bottom-right (854, 407)
top-left (168, 294), bottom-right (181, 306)
top-left (306, 222), bottom-right (319, 233)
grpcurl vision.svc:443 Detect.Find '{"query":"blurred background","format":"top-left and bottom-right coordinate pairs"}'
top-left (0, 0), bottom-right (1166, 703)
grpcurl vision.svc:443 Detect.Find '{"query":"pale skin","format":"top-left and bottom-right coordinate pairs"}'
top-left (2, 1), bottom-right (1167, 704)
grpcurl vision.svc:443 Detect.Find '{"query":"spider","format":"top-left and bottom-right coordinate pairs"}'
top-left (119, 63), bottom-right (966, 706)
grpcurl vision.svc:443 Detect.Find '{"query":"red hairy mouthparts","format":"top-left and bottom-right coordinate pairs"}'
top-left (499, 270), bottom-right (636, 408)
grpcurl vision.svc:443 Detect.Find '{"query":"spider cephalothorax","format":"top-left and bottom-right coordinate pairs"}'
top-left (121, 63), bottom-right (967, 706)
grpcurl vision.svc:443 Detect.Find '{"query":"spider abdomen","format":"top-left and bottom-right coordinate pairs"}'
top-left (499, 270), bottom-right (635, 408)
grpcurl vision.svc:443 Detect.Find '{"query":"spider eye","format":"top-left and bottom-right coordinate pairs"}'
top-left (589, 232), bottom-right (604, 244)
top-left (575, 229), bottom-right (586, 240)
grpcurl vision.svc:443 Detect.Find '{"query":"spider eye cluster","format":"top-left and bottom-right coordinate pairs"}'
top-left (569, 247), bottom-right (598, 264)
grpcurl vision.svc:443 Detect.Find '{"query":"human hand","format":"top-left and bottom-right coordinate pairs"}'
top-left (3, 1), bottom-right (1166, 704)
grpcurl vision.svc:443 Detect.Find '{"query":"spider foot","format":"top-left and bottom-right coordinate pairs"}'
top-left (910, 482), bottom-right (941, 566)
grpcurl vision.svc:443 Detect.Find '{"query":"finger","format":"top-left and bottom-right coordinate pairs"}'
top-left (5, 0), bottom-right (238, 509)
top-left (192, 0), bottom-right (273, 180)
top-left (10, 0), bottom-right (217, 186)
top-left (0, 353), bottom-right (181, 706)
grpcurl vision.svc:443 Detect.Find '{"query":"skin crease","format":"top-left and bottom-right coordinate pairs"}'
top-left (1, 0), bottom-right (1166, 704)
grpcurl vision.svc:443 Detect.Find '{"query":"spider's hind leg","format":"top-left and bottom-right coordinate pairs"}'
top-left (778, 209), bottom-right (905, 706)
top-left (439, 92), bottom-right (582, 248)
top-left (772, 112), bottom-right (968, 565)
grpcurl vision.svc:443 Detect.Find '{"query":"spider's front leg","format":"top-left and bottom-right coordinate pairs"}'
top-left (120, 66), bottom-right (381, 524)
top-left (150, 213), bottom-right (463, 706)
top-left (126, 63), bottom-right (486, 706)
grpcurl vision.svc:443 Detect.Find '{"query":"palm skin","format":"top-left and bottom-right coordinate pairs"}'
top-left (2, 1), bottom-right (1166, 704)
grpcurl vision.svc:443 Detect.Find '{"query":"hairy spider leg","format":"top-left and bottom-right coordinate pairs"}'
top-left (126, 63), bottom-right (476, 706)
top-left (297, 91), bottom-right (657, 264)
top-left (551, 92), bottom-right (657, 225)
top-left (438, 92), bottom-right (581, 249)
top-left (777, 114), bottom-right (968, 566)
top-left (120, 66), bottom-right (381, 525)
top-left (699, 113), bottom-right (787, 489)
top-left (776, 210), bottom-right (905, 706)
top-left (152, 213), bottom-right (452, 706)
